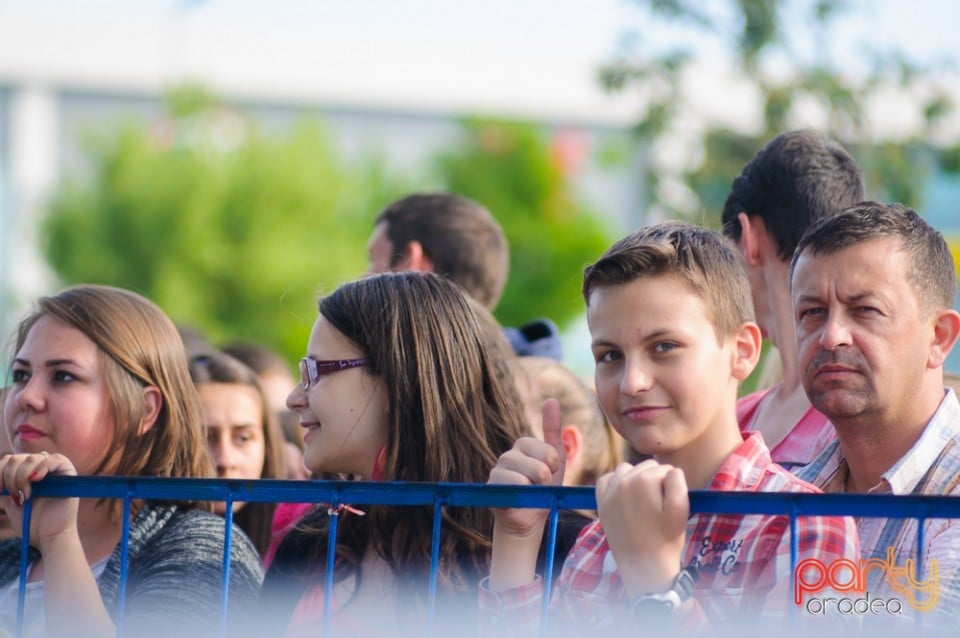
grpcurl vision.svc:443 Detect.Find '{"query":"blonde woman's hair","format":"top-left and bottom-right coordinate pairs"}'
top-left (10, 285), bottom-right (214, 515)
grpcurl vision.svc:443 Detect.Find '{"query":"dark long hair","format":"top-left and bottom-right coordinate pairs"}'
top-left (270, 272), bottom-right (528, 605)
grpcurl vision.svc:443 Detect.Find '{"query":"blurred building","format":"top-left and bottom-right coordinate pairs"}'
top-left (0, 5), bottom-right (649, 337)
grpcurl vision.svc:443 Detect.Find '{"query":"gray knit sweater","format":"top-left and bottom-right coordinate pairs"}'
top-left (0, 504), bottom-right (264, 637)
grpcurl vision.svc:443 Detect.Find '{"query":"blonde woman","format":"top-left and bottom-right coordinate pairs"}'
top-left (0, 285), bottom-right (263, 637)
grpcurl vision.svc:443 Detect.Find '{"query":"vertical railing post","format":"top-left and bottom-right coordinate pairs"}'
top-left (219, 495), bottom-right (235, 638)
top-left (427, 493), bottom-right (444, 635)
top-left (15, 498), bottom-right (33, 638)
top-left (322, 488), bottom-right (342, 638)
top-left (538, 504), bottom-right (560, 638)
top-left (116, 494), bottom-right (133, 637)
top-left (915, 515), bottom-right (926, 632)
top-left (789, 506), bottom-right (799, 628)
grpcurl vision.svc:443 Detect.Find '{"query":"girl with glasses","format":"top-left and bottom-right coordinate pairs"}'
top-left (261, 271), bottom-right (530, 636)
top-left (0, 285), bottom-right (263, 637)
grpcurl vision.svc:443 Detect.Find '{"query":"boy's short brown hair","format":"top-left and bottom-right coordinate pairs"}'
top-left (583, 221), bottom-right (755, 340)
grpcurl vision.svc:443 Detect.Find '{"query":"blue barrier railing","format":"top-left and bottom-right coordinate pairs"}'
top-left (7, 476), bottom-right (959, 637)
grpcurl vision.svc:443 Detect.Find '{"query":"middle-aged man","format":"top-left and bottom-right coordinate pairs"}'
top-left (792, 201), bottom-right (960, 625)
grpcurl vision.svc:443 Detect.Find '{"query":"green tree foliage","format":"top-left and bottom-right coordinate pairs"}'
top-left (43, 90), bottom-right (616, 359)
top-left (601, 0), bottom-right (959, 222)
top-left (435, 119), bottom-right (615, 330)
top-left (44, 88), bottom-right (410, 361)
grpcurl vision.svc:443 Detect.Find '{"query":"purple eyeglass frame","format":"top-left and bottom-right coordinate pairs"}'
top-left (298, 357), bottom-right (368, 389)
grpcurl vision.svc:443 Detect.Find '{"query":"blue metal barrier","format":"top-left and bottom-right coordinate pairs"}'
top-left (7, 476), bottom-right (960, 637)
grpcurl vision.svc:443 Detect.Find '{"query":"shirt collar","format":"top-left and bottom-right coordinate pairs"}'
top-left (882, 388), bottom-right (960, 494)
top-left (707, 431), bottom-right (771, 491)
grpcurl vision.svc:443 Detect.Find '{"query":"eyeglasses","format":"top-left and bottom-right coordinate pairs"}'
top-left (298, 357), bottom-right (368, 389)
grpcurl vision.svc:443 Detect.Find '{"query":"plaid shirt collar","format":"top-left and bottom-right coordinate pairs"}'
top-left (707, 431), bottom-right (772, 492)
top-left (884, 388), bottom-right (960, 494)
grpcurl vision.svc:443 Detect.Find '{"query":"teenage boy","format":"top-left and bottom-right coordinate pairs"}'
top-left (481, 222), bottom-right (858, 633)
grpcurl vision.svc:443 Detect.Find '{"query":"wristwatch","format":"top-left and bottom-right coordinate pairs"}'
top-left (628, 563), bottom-right (700, 618)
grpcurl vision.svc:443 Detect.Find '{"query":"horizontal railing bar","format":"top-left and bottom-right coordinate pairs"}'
top-left (7, 476), bottom-right (960, 518)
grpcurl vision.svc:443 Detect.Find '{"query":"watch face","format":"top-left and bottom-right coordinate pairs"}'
top-left (630, 597), bottom-right (675, 618)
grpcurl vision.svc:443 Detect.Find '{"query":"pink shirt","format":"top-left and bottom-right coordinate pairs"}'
top-left (263, 502), bottom-right (314, 568)
top-left (737, 387), bottom-right (836, 470)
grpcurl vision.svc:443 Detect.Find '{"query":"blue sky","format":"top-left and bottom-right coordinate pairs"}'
top-left (3, 0), bottom-right (958, 127)
top-left (5, 0), bottom-right (958, 80)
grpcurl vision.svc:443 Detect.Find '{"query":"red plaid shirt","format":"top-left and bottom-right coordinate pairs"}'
top-left (479, 433), bottom-right (859, 635)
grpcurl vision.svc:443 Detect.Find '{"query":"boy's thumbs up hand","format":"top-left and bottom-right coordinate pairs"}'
top-left (487, 399), bottom-right (567, 592)
top-left (539, 398), bottom-right (566, 487)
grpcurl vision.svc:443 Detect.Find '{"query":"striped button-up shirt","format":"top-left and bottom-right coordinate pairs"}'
top-left (795, 388), bottom-right (960, 628)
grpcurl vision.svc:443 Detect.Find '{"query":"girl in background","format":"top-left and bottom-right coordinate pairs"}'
top-left (189, 350), bottom-right (286, 559)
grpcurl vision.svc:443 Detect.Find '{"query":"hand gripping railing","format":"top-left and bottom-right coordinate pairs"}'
top-left (6, 476), bottom-right (960, 637)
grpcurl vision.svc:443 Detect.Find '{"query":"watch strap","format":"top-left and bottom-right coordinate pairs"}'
top-left (629, 562), bottom-right (700, 616)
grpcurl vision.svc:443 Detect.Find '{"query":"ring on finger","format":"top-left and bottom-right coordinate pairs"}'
top-left (16, 490), bottom-right (25, 506)
top-left (40, 451), bottom-right (51, 459)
